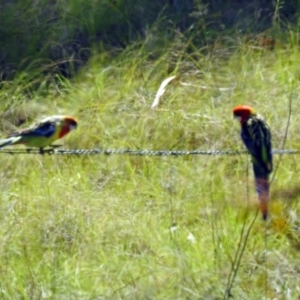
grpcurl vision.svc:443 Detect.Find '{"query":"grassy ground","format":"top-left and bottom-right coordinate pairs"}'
top-left (0, 33), bottom-right (300, 299)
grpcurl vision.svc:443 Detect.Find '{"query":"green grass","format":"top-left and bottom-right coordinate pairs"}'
top-left (0, 33), bottom-right (300, 299)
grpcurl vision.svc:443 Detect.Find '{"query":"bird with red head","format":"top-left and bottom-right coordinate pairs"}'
top-left (233, 105), bottom-right (272, 220)
top-left (0, 115), bottom-right (78, 153)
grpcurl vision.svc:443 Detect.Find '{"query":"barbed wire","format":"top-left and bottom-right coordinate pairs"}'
top-left (0, 148), bottom-right (299, 156)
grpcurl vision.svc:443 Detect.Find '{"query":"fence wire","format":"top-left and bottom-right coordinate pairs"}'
top-left (0, 148), bottom-right (299, 156)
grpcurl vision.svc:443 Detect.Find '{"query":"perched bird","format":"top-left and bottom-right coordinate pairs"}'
top-left (0, 115), bottom-right (77, 153)
top-left (233, 105), bottom-right (272, 220)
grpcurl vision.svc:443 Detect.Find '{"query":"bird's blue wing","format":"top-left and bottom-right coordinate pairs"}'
top-left (27, 122), bottom-right (56, 138)
top-left (8, 122), bottom-right (56, 138)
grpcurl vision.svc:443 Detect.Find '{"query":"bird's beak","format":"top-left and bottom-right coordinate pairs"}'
top-left (234, 115), bottom-right (241, 122)
top-left (67, 118), bottom-right (78, 131)
top-left (69, 123), bottom-right (77, 131)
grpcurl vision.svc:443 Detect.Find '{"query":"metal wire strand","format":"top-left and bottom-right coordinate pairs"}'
top-left (0, 148), bottom-right (299, 156)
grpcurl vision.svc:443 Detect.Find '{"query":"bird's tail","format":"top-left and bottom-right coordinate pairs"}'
top-left (255, 177), bottom-right (270, 220)
top-left (0, 136), bottom-right (22, 148)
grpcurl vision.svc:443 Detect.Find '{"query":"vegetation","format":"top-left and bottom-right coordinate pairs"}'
top-left (1, 1), bottom-right (300, 299)
top-left (1, 0), bottom-right (298, 78)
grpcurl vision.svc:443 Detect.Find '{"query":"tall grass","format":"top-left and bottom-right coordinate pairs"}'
top-left (0, 0), bottom-right (196, 79)
top-left (0, 25), bottom-right (300, 299)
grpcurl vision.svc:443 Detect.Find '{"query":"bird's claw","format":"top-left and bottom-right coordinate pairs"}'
top-left (39, 145), bottom-right (61, 155)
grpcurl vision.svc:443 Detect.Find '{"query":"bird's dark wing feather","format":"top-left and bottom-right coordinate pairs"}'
top-left (241, 116), bottom-right (272, 177)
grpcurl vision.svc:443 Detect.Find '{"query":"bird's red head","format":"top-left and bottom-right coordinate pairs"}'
top-left (59, 116), bottom-right (78, 138)
top-left (233, 105), bottom-right (256, 124)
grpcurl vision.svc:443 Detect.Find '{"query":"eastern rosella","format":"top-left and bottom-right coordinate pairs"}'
top-left (0, 115), bottom-right (77, 153)
top-left (233, 105), bottom-right (272, 220)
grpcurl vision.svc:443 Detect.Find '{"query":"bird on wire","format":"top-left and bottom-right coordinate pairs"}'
top-left (233, 105), bottom-right (273, 220)
top-left (0, 115), bottom-right (77, 154)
